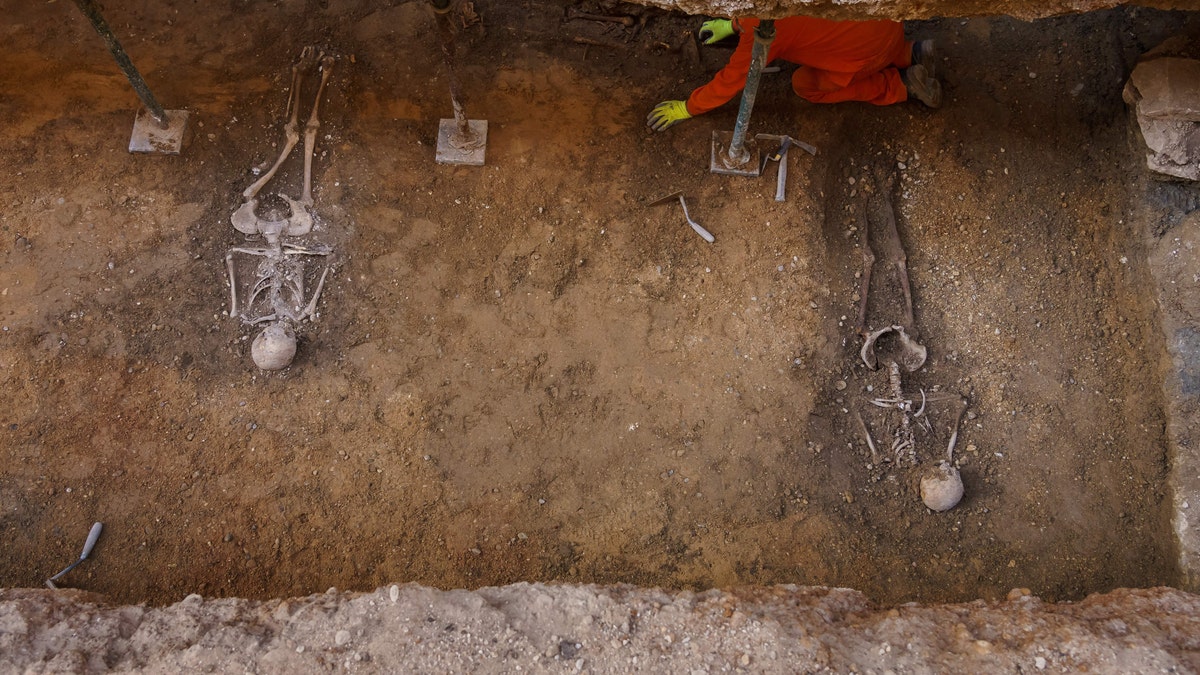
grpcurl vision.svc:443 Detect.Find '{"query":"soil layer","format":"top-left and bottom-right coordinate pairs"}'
top-left (0, 1), bottom-right (1189, 606)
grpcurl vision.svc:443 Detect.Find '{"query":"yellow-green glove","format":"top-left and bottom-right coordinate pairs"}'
top-left (646, 100), bottom-right (692, 131)
top-left (698, 19), bottom-right (734, 45)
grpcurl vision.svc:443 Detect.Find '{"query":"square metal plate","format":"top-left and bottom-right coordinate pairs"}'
top-left (436, 119), bottom-right (488, 166)
top-left (710, 130), bottom-right (762, 176)
top-left (129, 108), bottom-right (191, 154)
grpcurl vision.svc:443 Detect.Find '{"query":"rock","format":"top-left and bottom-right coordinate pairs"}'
top-left (1, 585), bottom-right (1198, 671)
top-left (1129, 57), bottom-right (1200, 120)
top-left (1125, 56), bottom-right (1200, 181)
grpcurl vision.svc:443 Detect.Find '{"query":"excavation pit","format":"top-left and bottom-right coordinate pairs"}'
top-left (0, 0), bottom-right (1196, 616)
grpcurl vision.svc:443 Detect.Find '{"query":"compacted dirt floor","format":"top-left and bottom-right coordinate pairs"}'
top-left (0, 0), bottom-right (1192, 606)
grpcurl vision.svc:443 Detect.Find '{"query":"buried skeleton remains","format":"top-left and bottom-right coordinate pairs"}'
top-left (225, 46), bottom-right (339, 370)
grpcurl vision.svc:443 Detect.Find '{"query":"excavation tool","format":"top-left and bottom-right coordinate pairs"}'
top-left (648, 191), bottom-right (714, 243)
top-left (756, 134), bottom-right (817, 202)
top-left (711, 19), bottom-right (775, 176)
top-left (45, 522), bottom-right (103, 589)
top-left (432, 0), bottom-right (487, 166)
top-left (70, 0), bottom-right (191, 154)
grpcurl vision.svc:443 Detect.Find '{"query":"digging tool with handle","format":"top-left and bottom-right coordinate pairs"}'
top-left (648, 191), bottom-right (715, 243)
top-left (756, 134), bottom-right (817, 202)
top-left (768, 136), bottom-right (793, 202)
top-left (46, 522), bottom-right (103, 589)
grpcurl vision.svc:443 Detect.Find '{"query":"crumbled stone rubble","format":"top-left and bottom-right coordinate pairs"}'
top-left (2, 584), bottom-right (1198, 672)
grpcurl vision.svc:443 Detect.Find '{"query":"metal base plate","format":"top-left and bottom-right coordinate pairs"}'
top-left (710, 130), bottom-right (762, 176)
top-left (129, 108), bottom-right (191, 154)
top-left (436, 119), bottom-right (488, 166)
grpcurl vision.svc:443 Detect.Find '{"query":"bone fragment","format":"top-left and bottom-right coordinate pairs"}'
top-left (231, 199), bottom-right (260, 235)
top-left (566, 7), bottom-right (635, 26)
top-left (946, 398), bottom-right (968, 462)
top-left (572, 36), bottom-right (626, 49)
top-left (304, 265), bottom-right (331, 320)
top-left (226, 251), bottom-right (240, 317)
top-left (854, 411), bottom-right (878, 465)
top-left (860, 325), bottom-right (927, 372)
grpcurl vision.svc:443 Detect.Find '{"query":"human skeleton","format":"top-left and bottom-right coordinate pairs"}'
top-left (853, 163), bottom-right (967, 509)
top-left (226, 46), bottom-right (337, 369)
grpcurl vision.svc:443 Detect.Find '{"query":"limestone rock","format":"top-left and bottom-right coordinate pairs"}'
top-left (2, 585), bottom-right (1199, 672)
top-left (1127, 56), bottom-right (1200, 181)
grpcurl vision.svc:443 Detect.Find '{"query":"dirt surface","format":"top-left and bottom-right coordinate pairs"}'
top-left (0, 1), bottom-right (1191, 607)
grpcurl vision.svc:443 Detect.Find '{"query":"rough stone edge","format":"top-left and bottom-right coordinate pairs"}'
top-left (632, 0), bottom-right (1183, 20)
top-left (1147, 209), bottom-right (1200, 594)
top-left (1, 584), bottom-right (1198, 672)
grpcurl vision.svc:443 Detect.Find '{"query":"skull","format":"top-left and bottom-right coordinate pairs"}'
top-left (251, 322), bottom-right (297, 370)
top-left (920, 461), bottom-right (963, 512)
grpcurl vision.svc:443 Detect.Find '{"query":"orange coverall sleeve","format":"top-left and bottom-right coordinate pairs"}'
top-left (685, 20), bottom-right (757, 116)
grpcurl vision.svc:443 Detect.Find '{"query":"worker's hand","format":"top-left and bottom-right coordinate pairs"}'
top-left (698, 19), bottom-right (734, 45)
top-left (646, 100), bottom-right (692, 131)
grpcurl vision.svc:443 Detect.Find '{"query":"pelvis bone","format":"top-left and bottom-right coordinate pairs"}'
top-left (860, 324), bottom-right (927, 372)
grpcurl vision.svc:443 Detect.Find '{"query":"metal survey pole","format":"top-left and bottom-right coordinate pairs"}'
top-left (71, 0), bottom-right (169, 130)
top-left (726, 19), bottom-right (774, 165)
top-left (430, 0), bottom-right (487, 165)
top-left (434, 5), bottom-right (471, 138)
top-left (710, 19), bottom-right (775, 176)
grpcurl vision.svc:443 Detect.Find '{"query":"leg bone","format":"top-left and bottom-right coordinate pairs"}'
top-left (241, 48), bottom-right (315, 200)
top-left (302, 54), bottom-right (336, 206)
top-left (855, 197), bottom-right (875, 336)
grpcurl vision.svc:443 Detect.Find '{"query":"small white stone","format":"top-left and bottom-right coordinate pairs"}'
top-left (389, 585), bottom-right (400, 602)
top-left (335, 630), bottom-right (351, 646)
top-left (1035, 656), bottom-right (1047, 669)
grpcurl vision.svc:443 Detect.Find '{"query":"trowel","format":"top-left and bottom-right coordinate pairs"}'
top-left (45, 522), bottom-right (103, 589)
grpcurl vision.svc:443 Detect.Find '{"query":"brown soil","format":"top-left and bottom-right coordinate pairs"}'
top-left (0, 1), bottom-right (1189, 607)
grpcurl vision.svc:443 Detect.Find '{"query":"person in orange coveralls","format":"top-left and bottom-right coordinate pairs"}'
top-left (647, 16), bottom-right (940, 131)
